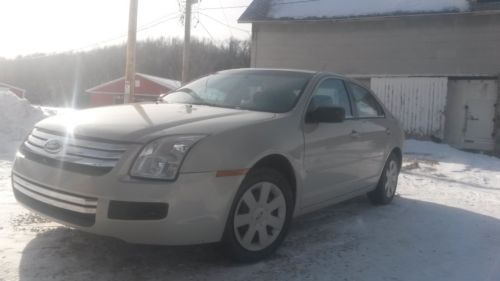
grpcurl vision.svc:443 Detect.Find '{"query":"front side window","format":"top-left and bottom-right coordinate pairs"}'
top-left (161, 71), bottom-right (313, 113)
top-left (348, 83), bottom-right (384, 118)
top-left (308, 78), bottom-right (352, 117)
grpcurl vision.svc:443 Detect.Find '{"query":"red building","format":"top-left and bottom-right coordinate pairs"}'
top-left (85, 73), bottom-right (181, 107)
top-left (0, 82), bottom-right (26, 98)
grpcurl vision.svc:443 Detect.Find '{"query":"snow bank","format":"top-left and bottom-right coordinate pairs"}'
top-left (0, 90), bottom-right (46, 141)
top-left (268, 0), bottom-right (470, 20)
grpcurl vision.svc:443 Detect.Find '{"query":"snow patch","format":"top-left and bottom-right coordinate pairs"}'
top-left (268, 0), bottom-right (470, 20)
top-left (0, 90), bottom-right (45, 141)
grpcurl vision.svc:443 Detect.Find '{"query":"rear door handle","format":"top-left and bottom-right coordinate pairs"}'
top-left (385, 128), bottom-right (392, 135)
top-left (350, 130), bottom-right (360, 138)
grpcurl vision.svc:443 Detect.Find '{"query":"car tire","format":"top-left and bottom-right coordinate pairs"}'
top-left (221, 168), bottom-right (293, 262)
top-left (368, 153), bottom-right (400, 205)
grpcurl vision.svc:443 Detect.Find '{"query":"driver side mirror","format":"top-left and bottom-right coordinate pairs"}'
top-left (306, 106), bottom-right (345, 123)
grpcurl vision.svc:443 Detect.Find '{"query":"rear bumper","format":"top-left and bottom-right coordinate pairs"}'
top-left (12, 153), bottom-right (243, 245)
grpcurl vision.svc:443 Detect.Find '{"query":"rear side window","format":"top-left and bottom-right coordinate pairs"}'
top-left (308, 79), bottom-right (352, 117)
top-left (348, 83), bottom-right (384, 118)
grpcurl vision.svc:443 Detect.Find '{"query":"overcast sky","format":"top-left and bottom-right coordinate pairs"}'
top-left (0, 0), bottom-right (252, 58)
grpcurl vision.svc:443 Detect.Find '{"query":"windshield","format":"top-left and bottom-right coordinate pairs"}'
top-left (161, 71), bottom-right (313, 113)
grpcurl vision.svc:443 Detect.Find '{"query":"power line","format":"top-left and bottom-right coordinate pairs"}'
top-left (198, 12), bottom-right (250, 34)
top-left (197, 20), bottom-right (214, 41)
top-left (272, 0), bottom-right (318, 5)
top-left (198, 5), bottom-right (248, 10)
top-left (217, 0), bottom-right (234, 37)
top-left (10, 13), bottom-right (181, 61)
top-left (9, 0), bottom-right (257, 61)
top-left (137, 14), bottom-right (181, 32)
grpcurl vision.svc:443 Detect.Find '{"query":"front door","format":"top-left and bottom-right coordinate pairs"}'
top-left (464, 98), bottom-right (496, 151)
top-left (302, 78), bottom-right (364, 207)
top-left (347, 82), bottom-right (390, 187)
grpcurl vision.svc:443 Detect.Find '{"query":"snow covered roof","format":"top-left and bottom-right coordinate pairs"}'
top-left (86, 73), bottom-right (181, 94)
top-left (137, 73), bottom-right (181, 89)
top-left (239, 0), bottom-right (473, 22)
top-left (0, 87), bottom-right (13, 95)
top-left (0, 82), bottom-right (26, 94)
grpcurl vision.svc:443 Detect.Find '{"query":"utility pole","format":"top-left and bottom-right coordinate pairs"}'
top-left (181, 0), bottom-right (193, 84)
top-left (124, 0), bottom-right (138, 104)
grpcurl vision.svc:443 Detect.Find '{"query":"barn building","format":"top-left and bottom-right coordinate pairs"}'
top-left (85, 73), bottom-right (180, 107)
top-left (240, 0), bottom-right (500, 153)
top-left (0, 82), bottom-right (26, 99)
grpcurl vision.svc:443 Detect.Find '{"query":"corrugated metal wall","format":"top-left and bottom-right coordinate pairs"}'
top-left (371, 77), bottom-right (448, 137)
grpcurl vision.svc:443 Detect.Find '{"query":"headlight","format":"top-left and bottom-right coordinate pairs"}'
top-left (130, 135), bottom-right (205, 180)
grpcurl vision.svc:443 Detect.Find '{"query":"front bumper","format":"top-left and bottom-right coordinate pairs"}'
top-left (11, 152), bottom-right (243, 245)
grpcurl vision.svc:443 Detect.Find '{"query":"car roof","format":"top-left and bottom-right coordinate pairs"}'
top-left (218, 68), bottom-right (317, 75)
top-left (217, 68), bottom-right (353, 80)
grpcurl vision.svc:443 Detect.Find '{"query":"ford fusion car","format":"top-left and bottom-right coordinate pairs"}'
top-left (12, 68), bottom-right (403, 262)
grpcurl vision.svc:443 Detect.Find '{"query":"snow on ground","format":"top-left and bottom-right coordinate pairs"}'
top-left (1, 138), bottom-right (499, 280)
top-left (268, 0), bottom-right (470, 20)
top-left (0, 91), bottom-right (45, 141)
top-left (0, 91), bottom-right (72, 159)
top-left (0, 93), bottom-right (499, 280)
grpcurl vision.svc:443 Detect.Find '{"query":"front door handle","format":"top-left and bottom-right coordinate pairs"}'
top-left (385, 128), bottom-right (392, 135)
top-left (350, 130), bottom-right (360, 138)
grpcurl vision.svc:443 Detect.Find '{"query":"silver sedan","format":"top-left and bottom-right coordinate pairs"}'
top-left (12, 68), bottom-right (404, 262)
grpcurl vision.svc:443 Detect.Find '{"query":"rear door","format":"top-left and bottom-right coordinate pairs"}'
top-left (302, 78), bottom-right (365, 207)
top-left (346, 82), bottom-right (391, 187)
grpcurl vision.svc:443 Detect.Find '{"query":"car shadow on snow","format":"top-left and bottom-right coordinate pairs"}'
top-left (18, 196), bottom-right (500, 281)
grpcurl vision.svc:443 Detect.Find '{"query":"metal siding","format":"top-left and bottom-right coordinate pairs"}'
top-left (371, 77), bottom-right (448, 137)
top-left (252, 14), bottom-right (500, 76)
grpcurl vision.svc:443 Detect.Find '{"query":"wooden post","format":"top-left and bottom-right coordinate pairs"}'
top-left (181, 0), bottom-right (193, 84)
top-left (124, 0), bottom-right (138, 104)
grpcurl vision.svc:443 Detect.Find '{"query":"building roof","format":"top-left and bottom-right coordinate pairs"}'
top-left (0, 82), bottom-right (26, 94)
top-left (0, 87), bottom-right (13, 95)
top-left (86, 73), bottom-right (181, 94)
top-left (136, 73), bottom-right (181, 89)
top-left (239, 0), bottom-right (498, 23)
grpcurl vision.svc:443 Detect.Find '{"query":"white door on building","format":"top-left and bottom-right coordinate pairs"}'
top-left (464, 98), bottom-right (496, 150)
top-left (445, 80), bottom-right (498, 151)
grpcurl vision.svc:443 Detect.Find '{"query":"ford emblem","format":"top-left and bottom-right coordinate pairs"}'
top-left (44, 139), bottom-right (63, 154)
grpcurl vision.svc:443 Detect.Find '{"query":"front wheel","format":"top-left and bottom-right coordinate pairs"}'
top-left (368, 153), bottom-right (400, 205)
top-left (221, 168), bottom-right (293, 262)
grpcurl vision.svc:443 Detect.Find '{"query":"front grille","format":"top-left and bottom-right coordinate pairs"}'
top-left (20, 146), bottom-right (113, 176)
top-left (23, 128), bottom-right (130, 168)
top-left (12, 174), bottom-right (98, 215)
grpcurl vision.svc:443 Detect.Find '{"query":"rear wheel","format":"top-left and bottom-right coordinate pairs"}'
top-left (221, 168), bottom-right (293, 262)
top-left (368, 153), bottom-right (400, 205)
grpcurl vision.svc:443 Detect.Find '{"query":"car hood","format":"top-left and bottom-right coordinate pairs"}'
top-left (35, 103), bottom-right (276, 143)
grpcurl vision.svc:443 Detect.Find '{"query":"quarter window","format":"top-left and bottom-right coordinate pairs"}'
top-left (308, 79), bottom-right (352, 117)
top-left (348, 83), bottom-right (384, 118)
